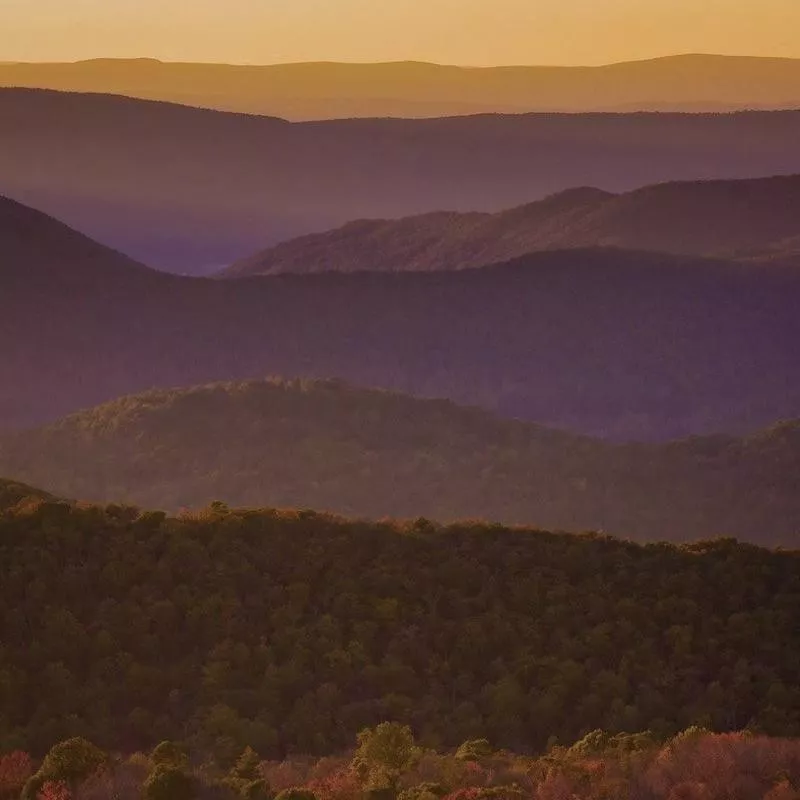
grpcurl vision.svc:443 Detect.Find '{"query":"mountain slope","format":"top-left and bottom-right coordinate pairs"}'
top-left (0, 195), bottom-right (165, 431)
top-left (225, 175), bottom-right (800, 276)
top-left (2, 54), bottom-right (800, 120)
top-left (3, 90), bottom-right (800, 272)
top-left (2, 200), bottom-right (800, 440)
top-left (224, 187), bottom-right (612, 276)
top-left (1, 378), bottom-right (799, 545)
top-left (0, 193), bottom-right (152, 282)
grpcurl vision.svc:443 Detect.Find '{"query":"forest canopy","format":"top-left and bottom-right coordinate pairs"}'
top-left (1, 483), bottom-right (798, 759)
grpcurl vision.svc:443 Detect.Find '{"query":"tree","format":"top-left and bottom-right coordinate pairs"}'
top-left (240, 779), bottom-right (271, 800)
top-left (42, 739), bottom-right (106, 788)
top-left (231, 748), bottom-right (262, 783)
top-left (142, 766), bottom-right (194, 800)
top-left (307, 769), bottom-right (360, 800)
top-left (37, 782), bottom-right (71, 800)
top-left (150, 742), bottom-right (188, 769)
top-left (566, 730), bottom-right (610, 758)
top-left (227, 748), bottom-right (269, 800)
top-left (0, 752), bottom-right (33, 800)
top-left (352, 723), bottom-right (420, 791)
top-left (22, 739), bottom-right (106, 800)
top-left (454, 740), bottom-right (493, 763)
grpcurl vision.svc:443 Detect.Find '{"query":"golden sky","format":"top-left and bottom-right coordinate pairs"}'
top-left (1, 0), bottom-right (799, 65)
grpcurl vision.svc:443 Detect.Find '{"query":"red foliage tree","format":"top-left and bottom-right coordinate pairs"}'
top-left (307, 768), bottom-right (361, 800)
top-left (37, 781), bottom-right (71, 800)
top-left (0, 752), bottom-right (33, 799)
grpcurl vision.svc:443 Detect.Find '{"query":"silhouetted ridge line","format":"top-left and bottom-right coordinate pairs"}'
top-left (224, 174), bottom-right (800, 277)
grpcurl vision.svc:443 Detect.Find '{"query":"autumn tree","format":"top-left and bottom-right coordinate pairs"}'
top-left (0, 752), bottom-right (33, 800)
top-left (37, 782), bottom-right (71, 800)
top-left (22, 739), bottom-right (106, 800)
top-left (353, 724), bottom-right (420, 792)
top-left (150, 741), bottom-right (188, 770)
top-left (454, 741), bottom-right (493, 764)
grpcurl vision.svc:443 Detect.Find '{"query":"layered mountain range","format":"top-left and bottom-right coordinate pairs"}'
top-left (2, 193), bottom-right (800, 442)
top-left (2, 54), bottom-right (800, 120)
top-left (3, 89), bottom-right (800, 271)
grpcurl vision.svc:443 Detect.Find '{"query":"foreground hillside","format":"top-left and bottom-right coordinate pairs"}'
top-left (3, 205), bottom-right (800, 441)
top-left (3, 90), bottom-right (800, 271)
top-left (2, 379), bottom-right (799, 545)
top-left (1, 487), bottom-right (798, 756)
top-left (226, 175), bottom-right (800, 276)
top-left (2, 54), bottom-right (800, 120)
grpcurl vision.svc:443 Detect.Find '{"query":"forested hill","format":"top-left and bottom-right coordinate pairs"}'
top-left (1, 379), bottom-right (799, 546)
top-left (224, 175), bottom-right (800, 277)
top-left (1, 490), bottom-right (799, 757)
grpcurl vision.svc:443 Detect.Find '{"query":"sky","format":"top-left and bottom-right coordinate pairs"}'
top-left (1, 0), bottom-right (799, 66)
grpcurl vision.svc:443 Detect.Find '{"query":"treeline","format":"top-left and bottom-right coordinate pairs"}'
top-left (1, 486), bottom-right (799, 757)
top-left (2, 724), bottom-right (799, 800)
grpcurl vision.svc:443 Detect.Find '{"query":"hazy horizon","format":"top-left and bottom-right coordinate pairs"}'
top-left (2, 51), bottom-right (800, 69)
top-left (2, 0), bottom-right (799, 65)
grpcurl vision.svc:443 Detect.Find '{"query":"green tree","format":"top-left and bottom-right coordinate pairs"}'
top-left (230, 747), bottom-right (262, 782)
top-left (454, 739), bottom-right (493, 762)
top-left (21, 738), bottom-right (106, 800)
top-left (352, 723), bottom-right (420, 791)
top-left (151, 741), bottom-right (188, 769)
top-left (142, 766), bottom-right (195, 800)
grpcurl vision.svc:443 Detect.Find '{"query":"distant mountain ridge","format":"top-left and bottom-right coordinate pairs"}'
top-left (2, 54), bottom-right (800, 121)
top-left (2, 198), bottom-right (800, 441)
top-left (1, 378), bottom-right (798, 546)
top-left (3, 89), bottom-right (800, 272)
top-left (224, 175), bottom-right (800, 276)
